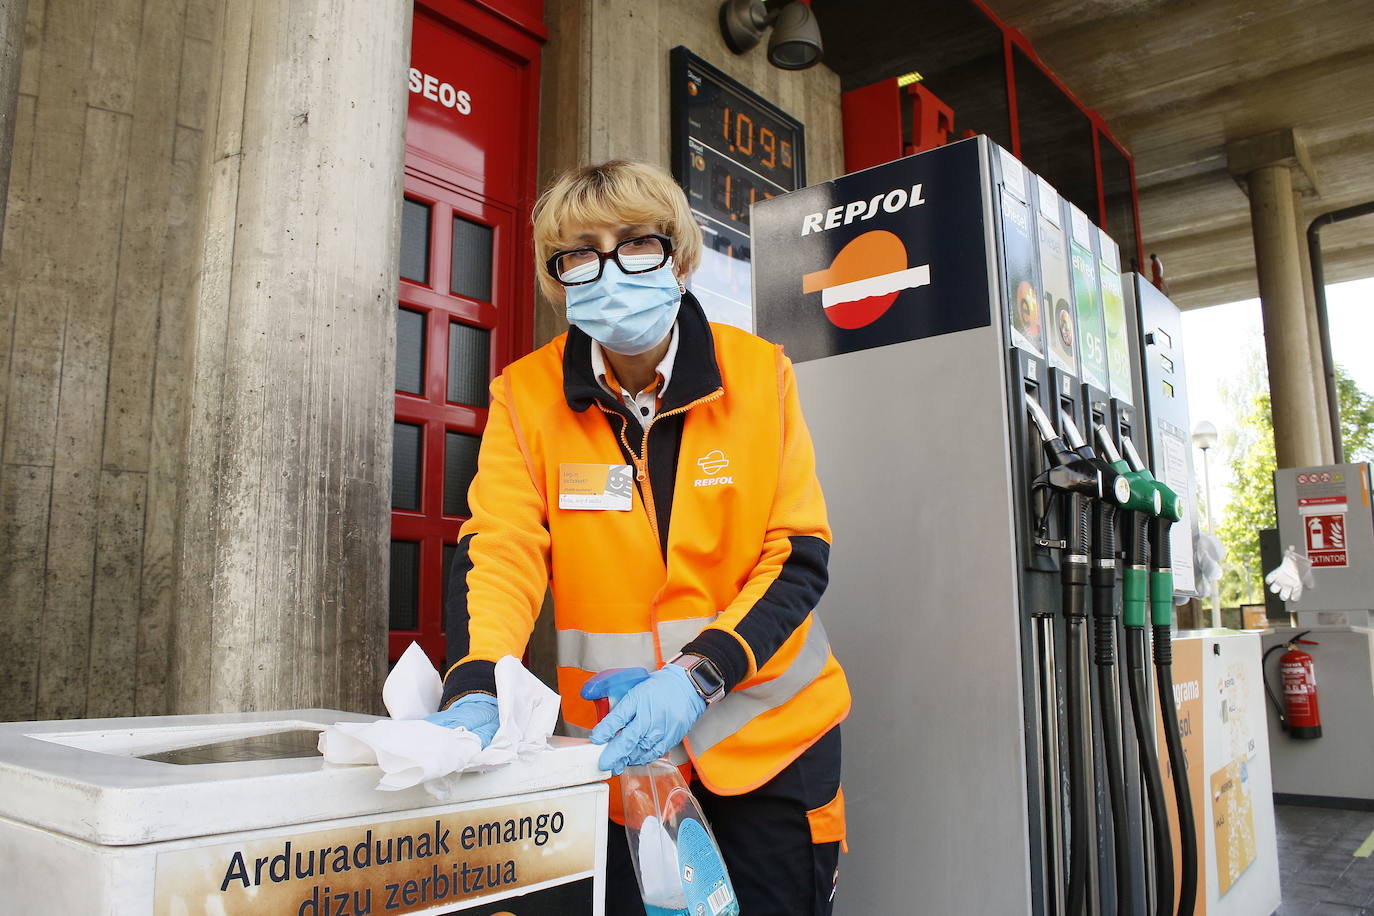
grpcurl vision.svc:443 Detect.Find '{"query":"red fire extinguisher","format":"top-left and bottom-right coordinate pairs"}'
top-left (1265, 632), bottom-right (1322, 739)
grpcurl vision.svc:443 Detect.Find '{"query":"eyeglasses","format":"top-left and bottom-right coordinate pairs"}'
top-left (545, 233), bottom-right (674, 287)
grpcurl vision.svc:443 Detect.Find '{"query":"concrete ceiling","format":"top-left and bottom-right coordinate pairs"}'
top-left (813, 0), bottom-right (1374, 309)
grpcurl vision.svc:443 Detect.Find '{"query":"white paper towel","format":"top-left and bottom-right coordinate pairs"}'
top-left (318, 643), bottom-right (560, 792)
top-left (636, 815), bottom-right (686, 908)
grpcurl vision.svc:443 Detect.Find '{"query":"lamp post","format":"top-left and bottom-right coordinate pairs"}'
top-left (1192, 420), bottom-right (1219, 626)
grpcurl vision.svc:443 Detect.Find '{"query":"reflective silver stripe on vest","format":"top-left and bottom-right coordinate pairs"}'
top-left (557, 616), bottom-right (717, 673)
top-left (657, 616), bottom-right (716, 656)
top-left (686, 613), bottom-right (832, 756)
top-left (556, 628), bottom-right (656, 673)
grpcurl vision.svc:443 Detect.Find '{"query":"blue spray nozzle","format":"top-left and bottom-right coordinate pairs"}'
top-left (581, 667), bottom-right (651, 721)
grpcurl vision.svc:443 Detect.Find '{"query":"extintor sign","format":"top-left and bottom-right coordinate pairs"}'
top-left (1305, 513), bottom-right (1348, 568)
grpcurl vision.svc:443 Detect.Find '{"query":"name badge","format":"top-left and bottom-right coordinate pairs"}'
top-left (558, 463), bottom-right (634, 511)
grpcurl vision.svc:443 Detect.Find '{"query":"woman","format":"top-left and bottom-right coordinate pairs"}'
top-left (429, 160), bottom-right (850, 915)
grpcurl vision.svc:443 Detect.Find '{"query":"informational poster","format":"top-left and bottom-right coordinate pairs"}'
top-left (1159, 424), bottom-right (1198, 593)
top-left (1157, 637), bottom-right (1208, 916)
top-left (1035, 199), bottom-right (1077, 375)
top-left (1100, 265), bottom-right (1133, 403)
top-left (1070, 240), bottom-right (1108, 392)
top-left (1211, 661), bottom-right (1259, 896)
top-left (1000, 190), bottom-right (1043, 358)
top-left (1210, 760), bottom-right (1257, 896)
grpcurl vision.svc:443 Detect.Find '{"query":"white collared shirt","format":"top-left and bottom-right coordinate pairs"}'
top-left (590, 323), bottom-right (679, 425)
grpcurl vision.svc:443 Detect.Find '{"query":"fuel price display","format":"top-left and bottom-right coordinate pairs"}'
top-left (671, 47), bottom-right (805, 330)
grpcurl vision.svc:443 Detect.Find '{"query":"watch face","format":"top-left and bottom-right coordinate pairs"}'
top-left (688, 658), bottom-right (725, 698)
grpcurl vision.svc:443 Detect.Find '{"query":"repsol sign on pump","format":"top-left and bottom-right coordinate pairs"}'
top-left (752, 137), bottom-right (991, 364)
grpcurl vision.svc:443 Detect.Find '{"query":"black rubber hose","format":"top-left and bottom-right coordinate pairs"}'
top-left (1066, 617), bottom-right (1091, 916)
top-left (1064, 494), bottom-right (1093, 916)
top-left (1092, 501), bottom-right (1131, 913)
top-left (1097, 637), bottom-right (1132, 914)
top-left (1128, 626), bottom-right (1173, 916)
top-left (1155, 630), bottom-right (1197, 916)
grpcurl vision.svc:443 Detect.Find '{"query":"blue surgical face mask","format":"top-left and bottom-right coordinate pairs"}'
top-left (564, 256), bottom-right (681, 356)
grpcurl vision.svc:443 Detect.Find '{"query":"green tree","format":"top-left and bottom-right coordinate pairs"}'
top-left (1216, 362), bottom-right (1374, 606)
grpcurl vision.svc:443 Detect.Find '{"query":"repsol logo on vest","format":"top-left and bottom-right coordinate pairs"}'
top-left (801, 184), bottom-right (926, 236)
top-left (408, 67), bottom-right (472, 115)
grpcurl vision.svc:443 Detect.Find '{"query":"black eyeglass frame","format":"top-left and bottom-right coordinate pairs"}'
top-left (544, 233), bottom-right (675, 287)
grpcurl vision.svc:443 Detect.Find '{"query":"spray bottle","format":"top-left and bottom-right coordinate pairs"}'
top-left (584, 667), bottom-right (740, 916)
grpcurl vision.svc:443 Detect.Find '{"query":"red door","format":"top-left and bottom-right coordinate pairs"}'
top-left (390, 1), bottom-right (544, 668)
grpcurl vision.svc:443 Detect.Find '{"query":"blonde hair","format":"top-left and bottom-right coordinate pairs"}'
top-left (531, 160), bottom-right (703, 302)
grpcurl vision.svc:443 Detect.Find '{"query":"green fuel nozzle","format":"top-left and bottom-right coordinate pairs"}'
top-left (1117, 437), bottom-right (1183, 628)
top-left (1094, 426), bottom-right (1158, 515)
top-left (1099, 429), bottom-right (1156, 630)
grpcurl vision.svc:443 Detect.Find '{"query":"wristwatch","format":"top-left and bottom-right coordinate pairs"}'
top-left (668, 652), bottom-right (726, 705)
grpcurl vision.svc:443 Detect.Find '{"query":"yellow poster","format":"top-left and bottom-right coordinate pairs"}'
top-left (1210, 757), bottom-right (1257, 895)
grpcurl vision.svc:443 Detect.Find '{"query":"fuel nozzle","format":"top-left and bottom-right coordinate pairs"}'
top-left (1117, 437), bottom-right (1183, 632)
top-left (1026, 400), bottom-right (1101, 499)
top-left (1062, 416), bottom-right (1131, 507)
top-left (1095, 426), bottom-right (1159, 515)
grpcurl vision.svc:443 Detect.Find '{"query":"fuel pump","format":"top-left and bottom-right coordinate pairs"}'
top-left (1119, 436), bottom-right (1197, 916)
top-left (1026, 399), bottom-right (1103, 916)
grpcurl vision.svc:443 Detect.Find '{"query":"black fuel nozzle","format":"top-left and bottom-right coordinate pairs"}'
top-left (1063, 415), bottom-right (1132, 509)
top-left (1026, 400), bottom-right (1102, 500)
top-left (1026, 397), bottom-right (1079, 468)
top-left (1027, 400), bottom-right (1098, 622)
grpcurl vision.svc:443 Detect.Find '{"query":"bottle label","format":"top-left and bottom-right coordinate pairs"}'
top-left (677, 817), bottom-right (739, 916)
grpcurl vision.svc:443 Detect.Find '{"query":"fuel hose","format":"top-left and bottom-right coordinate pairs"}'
top-left (1092, 498), bottom-right (1132, 915)
top-left (1124, 513), bottom-right (1173, 916)
top-left (1150, 520), bottom-right (1197, 916)
top-left (1064, 491), bottom-right (1093, 916)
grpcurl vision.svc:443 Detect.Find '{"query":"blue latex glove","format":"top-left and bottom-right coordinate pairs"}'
top-left (423, 693), bottom-right (500, 748)
top-left (585, 665), bottom-right (706, 776)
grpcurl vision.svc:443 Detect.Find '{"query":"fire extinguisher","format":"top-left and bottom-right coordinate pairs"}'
top-left (1264, 632), bottom-right (1323, 739)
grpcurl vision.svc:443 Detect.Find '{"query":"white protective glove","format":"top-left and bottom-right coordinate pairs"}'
top-left (1264, 546), bottom-right (1315, 602)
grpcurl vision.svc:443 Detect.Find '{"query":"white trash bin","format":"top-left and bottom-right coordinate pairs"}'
top-left (0, 709), bottom-right (608, 915)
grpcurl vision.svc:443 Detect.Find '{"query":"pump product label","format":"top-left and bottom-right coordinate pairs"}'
top-left (153, 791), bottom-right (599, 915)
top-left (1100, 265), bottom-right (1133, 403)
top-left (999, 190), bottom-right (1043, 358)
top-left (752, 137), bottom-right (990, 364)
top-left (1070, 241), bottom-right (1109, 392)
top-left (1036, 214), bottom-right (1076, 375)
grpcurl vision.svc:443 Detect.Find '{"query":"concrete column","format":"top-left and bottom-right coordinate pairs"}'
top-left (1292, 191), bottom-right (1334, 463)
top-left (1228, 130), bottom-right (1325, 470)
top-left (1244, 165), bottom-right (1323, 469)
top-left (0, 0), bottom-right (29, 251)
top-left (170, 1), bottom-right (411, 714)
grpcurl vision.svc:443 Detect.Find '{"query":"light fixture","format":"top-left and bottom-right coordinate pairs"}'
top-left (719, 0), bottom-right (824, 71)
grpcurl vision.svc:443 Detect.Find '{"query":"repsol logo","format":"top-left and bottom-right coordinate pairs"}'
top-left (801, 184), bottom-right (926, 236)
top-left (694, 477), bottom-right (733, 487)
top-left (408, 67), bottom-right (472, 115)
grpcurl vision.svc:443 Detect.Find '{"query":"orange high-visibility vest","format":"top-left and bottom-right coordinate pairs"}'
top-left (442, 295), bottom-right (850, 796)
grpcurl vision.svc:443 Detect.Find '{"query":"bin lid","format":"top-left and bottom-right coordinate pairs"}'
top-left (0, 709), bottom-right (604, 846)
